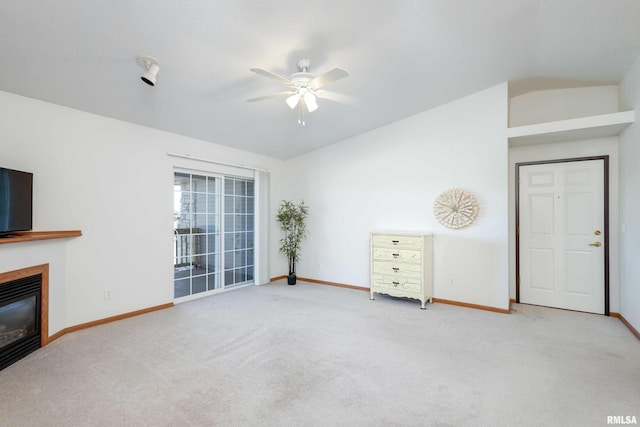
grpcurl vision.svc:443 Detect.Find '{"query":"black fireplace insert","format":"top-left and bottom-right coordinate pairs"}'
top-left (0, 274), bottom-right (41, 371)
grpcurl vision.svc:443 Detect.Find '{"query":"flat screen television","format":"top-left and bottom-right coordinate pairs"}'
top-left (0, 167), bottom-right (33, 236)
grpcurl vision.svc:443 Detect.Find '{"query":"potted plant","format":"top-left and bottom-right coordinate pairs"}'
top-left (276, 200), bottom-right (309, 285)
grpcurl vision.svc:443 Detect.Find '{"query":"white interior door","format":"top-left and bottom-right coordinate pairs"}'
top-left (519, 160), bottom-right (605, 314)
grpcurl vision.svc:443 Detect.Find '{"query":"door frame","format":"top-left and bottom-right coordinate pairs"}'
top-left (515, 156), bottom-right (610, 315)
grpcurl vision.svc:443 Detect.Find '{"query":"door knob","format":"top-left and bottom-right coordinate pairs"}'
top-left (588, 242), bottom-right (602, 247)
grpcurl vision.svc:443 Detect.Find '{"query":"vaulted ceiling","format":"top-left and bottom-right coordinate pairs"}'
top-left (1, 1), bottom-right (639, 159)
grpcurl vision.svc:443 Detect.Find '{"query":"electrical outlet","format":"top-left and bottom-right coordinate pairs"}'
top-left (104, 288), bottom-right (113, 300)
top-left (449, 278), bottom-right (454, 286)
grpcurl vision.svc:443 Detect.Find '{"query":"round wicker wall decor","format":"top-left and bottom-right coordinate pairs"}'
top-left (433, 188), bottom-right (479, 229)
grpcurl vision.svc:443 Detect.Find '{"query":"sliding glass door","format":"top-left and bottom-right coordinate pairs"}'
top-left (173, 171), bottom-right (254, 300)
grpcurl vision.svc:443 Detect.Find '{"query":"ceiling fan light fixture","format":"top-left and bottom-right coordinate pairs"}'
top-left (303, 91), bottom-right (318, 112)
top-left (285, 93), bottom-right (300, 109)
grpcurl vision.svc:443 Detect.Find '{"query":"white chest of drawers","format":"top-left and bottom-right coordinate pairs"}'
top-left (370, 232), bottom-right (433, 309)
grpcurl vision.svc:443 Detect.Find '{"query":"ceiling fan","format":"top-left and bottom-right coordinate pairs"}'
top-left (247, 58), bottom-right (349, 125)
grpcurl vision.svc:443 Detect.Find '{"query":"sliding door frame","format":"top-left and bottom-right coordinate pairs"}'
top-left (173, 167), bottom-right (257, 303)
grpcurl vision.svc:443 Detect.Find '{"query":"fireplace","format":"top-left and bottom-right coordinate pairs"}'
top-left (0, 265), bottom-right (48, 371)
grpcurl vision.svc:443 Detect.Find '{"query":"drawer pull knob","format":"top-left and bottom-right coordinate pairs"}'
top-left (392, 267), bottom-right (399, 272)
top-left (392, 253), bottom-right (400, 257)
top-left (391, 240), bottom-right (400, 244)
top-left (392, 281), bottom-right (399, 286)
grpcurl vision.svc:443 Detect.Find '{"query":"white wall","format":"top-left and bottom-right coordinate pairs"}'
top-left (509, 86), bottom-right (619, 127)
top-left (0, 91), bottom-right (282, 333)
top-left (273, 84), bottom-right (510, 310)
top-left (619, 56), bottom-right (640, 332)
top-left (508, 138), bottom-right (620, 312)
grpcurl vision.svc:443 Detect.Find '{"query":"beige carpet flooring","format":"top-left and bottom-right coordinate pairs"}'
top-left (0, 280), bottom-right (639, 426)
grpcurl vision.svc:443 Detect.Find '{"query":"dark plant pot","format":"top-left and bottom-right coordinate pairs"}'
top-left (287, 274), bottom-right (297, 285)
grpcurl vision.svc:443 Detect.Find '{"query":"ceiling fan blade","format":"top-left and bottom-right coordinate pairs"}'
top-left (249, 68), bottom-right (294, 87)
top-left (315, 90), bottom-right (356, 104)
top-left (246, 91), bottom-right (296, 102)
top-left (311, 68), bottom-right (349, 89)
